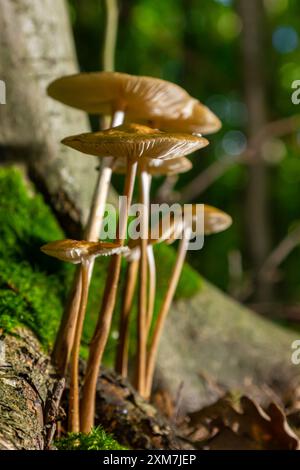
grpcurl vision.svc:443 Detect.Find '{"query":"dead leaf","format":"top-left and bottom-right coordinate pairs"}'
top-left (186, 395), bottom-right (299, 450)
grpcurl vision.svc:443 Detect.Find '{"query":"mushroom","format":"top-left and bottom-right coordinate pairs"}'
top-left (48, 72), bottom-right (203, 375)
top-left (145, 204), bottom-right (232, 398)
top-left (40, 239), bottom-right (128, 432)
top-left (128, 99), bottom-right (222, 136)
top-left (62, 123), bottom-right (208, 432)
top-left (113, 157), bottom-right (193, 380)
top-left (115, 207), bottom-right (185, 380)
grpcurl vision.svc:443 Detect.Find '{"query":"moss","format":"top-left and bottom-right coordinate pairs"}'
top-left (0, 166), bottom-right (202, 362)
top-left (55, 427), bottom-right (127, 450)
top-left (0, 168), bottom-right (71, 348)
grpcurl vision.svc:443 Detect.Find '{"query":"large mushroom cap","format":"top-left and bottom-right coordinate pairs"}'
top-left (47, 71), bottom-right (196, 120)
top-left (41, 239), bottom-right (128, 264)
top-left (62, 123), bottom-right (209, 161)
top-left (133, 100), bottom-right (221, 136)
top-left (113, 156), bottom-right (192, 176)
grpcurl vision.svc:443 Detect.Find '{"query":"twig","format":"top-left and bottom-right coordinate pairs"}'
top-left (102, 0), bottom-right (118, 72)
top-left (259, 224), bottom-right (300, 282)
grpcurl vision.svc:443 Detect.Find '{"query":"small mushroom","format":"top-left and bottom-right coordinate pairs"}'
top-left (112, 155), bottom-right (193, 177)
top-left (145, 205), bottom-right (232, 398)
top-left (115, 210), bottom-right (184, 380)
top-left (131, 99), bottom-right (222, 136)
top-left (49, 72), bottom-right (200, 375)
top-left (41, 239), bottom-right (128, 433)
top-left (64, 123), bottom-right (208, 432)
top-left (113, 155), bottom-right (193, 381)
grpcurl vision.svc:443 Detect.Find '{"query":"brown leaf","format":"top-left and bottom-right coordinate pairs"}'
top-left (187, 395), bottom-right (299, 450)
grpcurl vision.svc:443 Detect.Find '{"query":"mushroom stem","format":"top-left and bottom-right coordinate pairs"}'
top-left (68, 259), bottom-right (90, 433)
top-left (145, 226), bottom-right (192, 398)
top-left (80, 159), bottom-right (137, 433)
top-left (136, 170), bottom-right (150, 396)
top-left (115, 258), bottom-right (139, 377)
top-left (146, 244), bottom-right (156, 334)
top-left (52, 110), bottom-right (124, 375)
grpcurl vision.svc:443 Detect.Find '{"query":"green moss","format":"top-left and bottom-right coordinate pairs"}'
top-left (55, 427), bottom-right (127, 450)
top-left (0, 168), bottom-right (72, 348)
top-left (0, 166), bottom-right (202, 362)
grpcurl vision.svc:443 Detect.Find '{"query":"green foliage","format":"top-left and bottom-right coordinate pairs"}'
top-left (55, 427), bottom-right (127, 450)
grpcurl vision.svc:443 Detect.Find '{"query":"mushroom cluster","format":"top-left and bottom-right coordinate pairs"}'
top-left (44, 71), bottom-right (232, 433)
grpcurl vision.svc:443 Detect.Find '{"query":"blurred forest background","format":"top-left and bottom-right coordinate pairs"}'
top-left (68, 0), bottom-right (300, 325)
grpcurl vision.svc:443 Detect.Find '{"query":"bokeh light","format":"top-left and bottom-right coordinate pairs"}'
top-left (272, 26), bottom-right (298, 54)
top-left (222, 130), bottom-right (247, 156)
top-left (261, 138), bottom-right (287, 165)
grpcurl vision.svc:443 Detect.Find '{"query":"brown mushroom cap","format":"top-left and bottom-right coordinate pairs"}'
top-left (203, 205), bottom-right (232, 234)
top-left (47, 71), bottom-right (196, 120)
top-left (41, 239), bottom-right (128, 264)
top-left (132, 100), bottom-right (221, 136)
top-left (62, 123), bottom-right (209, 161)
top-left (184, 204), bottom-right (232, 235)
top-left (113, 156), bottom-right (192, 176)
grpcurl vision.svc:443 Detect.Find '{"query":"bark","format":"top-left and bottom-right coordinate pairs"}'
top-left (0, 0), bottom-right (116, 235)
top-left (93, 369), bottom-right (188, 450)
top-left (0, 328), bottom-right (59, 450)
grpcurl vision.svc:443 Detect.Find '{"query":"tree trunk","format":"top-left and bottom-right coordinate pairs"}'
top-left (237, 0), bottom-right (272, 302)
top-left (0, 0), bottom-right (116, 235)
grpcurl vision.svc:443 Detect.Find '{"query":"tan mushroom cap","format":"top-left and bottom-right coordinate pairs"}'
top-left (62, 123), bottom-right (209, 161)
top-left (132, 100), bottom-right (221, 136)
top-left (41, 239), bottom-right (129, 264)
top-left (47, 71), bottom-right (196, 120)
top-left (183, 204), bottom-right (232, 235)
top-left (113, 156), bottom-right (192, 176)
top-left (204, 205), bottom-right (232, 234)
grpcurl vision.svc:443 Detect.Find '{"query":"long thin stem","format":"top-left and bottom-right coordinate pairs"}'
top-left (80, 159), bottom-right (137, 433)
top-left (52, 110), bottom-right (124, 375)
top-left (115, 258), bottom-right (139, 377)
top-left (68, 260), bottom-right (90, 432)
top-left (136, 171), bottom-right (150, 396)
top-left (146, 245), bottom-right (156, 334)
top-left (145, 227), bottom-right (191, 398)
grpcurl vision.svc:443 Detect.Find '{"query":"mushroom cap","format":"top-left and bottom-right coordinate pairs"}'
top-left (40, 239), bottom-right (128, 264)
top-left (62, 123), bottom-right (209, 161)
top-left (204, 205), bottom-right (232, 234)
top-left (47, 71), bottom-right (196, 120)
top-left (113, 156), bottom-right (192, 176)
top-left (184, 204), bottom-right (232, 235)
top-left (132, 100), bottom-right (222, 136)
